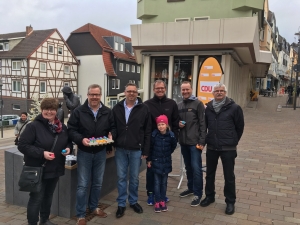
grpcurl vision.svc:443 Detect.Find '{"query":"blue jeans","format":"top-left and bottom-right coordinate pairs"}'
top-left (115, 148), bottom-right (142, 207)
top-left (27, 177), bottom-right (59, 225)
top-left (76, 149), bottom-right (106, 218)
top-left (154, 173), bottom-right (168, 202)
top-left (181, 145), bottom-right (203, 197)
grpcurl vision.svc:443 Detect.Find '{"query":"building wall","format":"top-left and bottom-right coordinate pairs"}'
top-left (138, 0), bottom-right (264, 23)
top-left (76, 55), bottom-right (106, 103)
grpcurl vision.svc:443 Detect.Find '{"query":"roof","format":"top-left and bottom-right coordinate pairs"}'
top-left (71, 23), bottom-right (136, 76)
top-left (0, 31), bottom-right (26, 40)
top-left (0, 29), bottom-right (56, 59)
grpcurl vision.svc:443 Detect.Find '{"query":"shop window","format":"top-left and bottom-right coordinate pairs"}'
top-left (150, 57), bottom-right (169, 97)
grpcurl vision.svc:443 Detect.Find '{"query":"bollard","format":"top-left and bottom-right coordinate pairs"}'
top-left (277, 105), bottom-right (282, 112)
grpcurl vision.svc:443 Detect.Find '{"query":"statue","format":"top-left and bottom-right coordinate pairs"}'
top-left (61, 86), bottom-right (81, 115)
top-left (56, 102), bottom-right (64, 124)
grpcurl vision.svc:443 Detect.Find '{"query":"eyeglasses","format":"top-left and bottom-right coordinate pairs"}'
top-left (88, 94), bottom-right (101, 97)
top-left (126, 90), bottom-right (138, 94)
top-left (154, 87), bottom-right (165, 90)
top-left (213, 90), bottom-right (225, 93)
top-left (43, 109), bottom-right (56, 112)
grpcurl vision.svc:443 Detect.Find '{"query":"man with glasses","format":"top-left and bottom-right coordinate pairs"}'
top-left (68, 84), bottom-right (116, 225)
top-left (200, 83), bottom-right (244, 215)
top-left (112, 83), bottom-right (151, 218)
top-left (144, 80), bottom-right (179, 205)
top-left (177, 81), bottom-right (206, 207)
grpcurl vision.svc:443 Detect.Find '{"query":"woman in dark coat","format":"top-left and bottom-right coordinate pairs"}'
top-left (18, 98), bottom-right (72, 225)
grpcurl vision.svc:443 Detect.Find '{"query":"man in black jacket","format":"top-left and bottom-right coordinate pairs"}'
top-left (68, 84), bottom-right (116, 225)
top-left (200, 83), bottom-right (244, 215)
top-left (112, 83), bottom-right (151, 219)
top-left (177, 81), bottom-right (206, 207)
top-left (144, 80), bottom-right (179, 205)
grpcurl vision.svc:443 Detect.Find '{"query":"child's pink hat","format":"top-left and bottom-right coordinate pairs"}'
top-left (156, 115), bottom-right (168, 125)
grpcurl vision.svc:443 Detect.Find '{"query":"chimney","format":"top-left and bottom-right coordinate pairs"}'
top-left (26, 25), bottom-right (33, 36)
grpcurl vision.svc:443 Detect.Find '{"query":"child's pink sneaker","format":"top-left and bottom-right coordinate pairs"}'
top-left (160, 201), bottom-right (168, 212)
top-left (154, 202), bottom-right (161, 213)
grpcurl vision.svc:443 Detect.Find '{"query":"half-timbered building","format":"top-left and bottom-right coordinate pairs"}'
top-left (67, 23), bottom-right (140, 108)
top-left (0, 26), bottom-right (78, 115)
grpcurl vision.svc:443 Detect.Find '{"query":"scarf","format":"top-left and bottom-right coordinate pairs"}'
top-left (48, 117), bottom-right (62, 133)
top-left (212, 97), bottom-right (226, 113)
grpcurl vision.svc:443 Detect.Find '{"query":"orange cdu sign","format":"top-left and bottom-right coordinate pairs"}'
top-left (197, 57), bottom-right (223, 104)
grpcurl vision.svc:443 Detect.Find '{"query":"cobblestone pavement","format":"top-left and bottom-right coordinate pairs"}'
top-left (1, 95), bottom-right (300, 225)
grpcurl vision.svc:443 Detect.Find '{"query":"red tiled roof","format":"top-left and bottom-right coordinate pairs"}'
top-left (71, 23), bottom-right (136, 76)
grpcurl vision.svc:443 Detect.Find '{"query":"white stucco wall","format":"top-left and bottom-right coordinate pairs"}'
top-left (76, 55), bottom-right (106, 103)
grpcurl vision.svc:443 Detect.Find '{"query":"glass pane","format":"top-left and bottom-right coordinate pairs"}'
top-left (172, 57), bottom-right (193, 102)
top-left (17, 81), bottom-right (21, 91)
top-left (150, 57), bottom-right (169, 97)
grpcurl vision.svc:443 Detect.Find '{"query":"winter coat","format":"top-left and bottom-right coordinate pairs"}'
top-left (67, 99), bottom-right (116, 153)
top-left (177, 95), bottom-right (206, 146)
top-left (144, 95), bottom-right (179, 140)
top-left (205, 97), bottom-right (244, 151)
top-left (148, 129), bottom-right (177, 175)
top-left (112, 97), bottom-right (152, 156)
top-left (14, 119), bottom-right (30, 136)
top-left (18, 114), bottom-right (73, 179)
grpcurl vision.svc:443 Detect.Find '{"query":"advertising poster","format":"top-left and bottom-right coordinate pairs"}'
top-left (197, 57), bottom-right (223, 104)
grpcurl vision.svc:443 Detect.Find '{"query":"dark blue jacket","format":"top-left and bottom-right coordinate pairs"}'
top-left (148, 129), bottom-right (177, 175)
top-left (205, 97), bottom-right (244, 151)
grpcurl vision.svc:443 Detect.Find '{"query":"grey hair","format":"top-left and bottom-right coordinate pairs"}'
top-left (213, 83), bottom-right (227, 92)
top-left (87, 84), bottom-right (102, 94)
top-left (153, 80), bottom-right (166, 89)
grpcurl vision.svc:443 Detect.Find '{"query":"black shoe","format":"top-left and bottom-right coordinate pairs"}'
top-left (39, 220), bottom-right (57, 225)
top-left (190, 196), bottom-right (201, 207)
top-left (130, 203), bottom-right (143, 214)
top-left (116, 206), bottom-right (126, 218)
top-left (179, 189), bottom-right (193, 197)
top-left (200, 197), bottom-right (215, 207)
top-left (225, 203), bottom-right (235, 215)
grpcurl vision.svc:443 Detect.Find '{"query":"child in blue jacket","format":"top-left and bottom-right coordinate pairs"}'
top-left (147, 115), bottom-right (177, 213)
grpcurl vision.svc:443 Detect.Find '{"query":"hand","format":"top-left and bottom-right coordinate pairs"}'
top-left (108, 132), bottom-right (113, 140)
top-left (141, 155), bottom-right (148, 159)
top-left (147, 161), bottom-right (152, 168)
top-left (196, 144), bottom-right (204, 150)
top-left (44, 151), bottom-right (55, 160)
top-left (62, 148), bottom-right (70, 156)
top-left (107, 150), bottom-right (112, 155)
top-left (179, 121), bottom-right (185, 128)
top-left (82, 138), bottom-right (90, 146)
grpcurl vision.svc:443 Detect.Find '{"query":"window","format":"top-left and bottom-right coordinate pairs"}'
top-left (110, 99), bottom-right (118, 108)
top-left (116, 79), bottom-right (120, 89)
top-left (40, 62), bottom-right (46, 72)
top-left (0, 59), bottom-right (1, 69)
top-left (126, 64), bottom-right (130, 72)
top-left (132, 65), bottom-right (135, 73)
top-left (112, 79), bottom-right (116, 89)
top-left (120, 43), bottom-right (124, 52)
top-left (114, 42), bottom-right (118, 51)
top-left (137, 66), bottom-right (140, 73)
top-left (40, 81), bottom-right (46, 93)
top-left (12, 80), bottom-right (21, 92)
top-left (0, 43), bottom-right (3, 51)
top-left (175, 18), bottom-right (190, 22)
top-left (12, 61), bottom-right (21, 70)
top-left (58, 46), bottom-right (63, 55)
top-left (64, 65), bottom-right (70, 74)
top-left (194, 16), bottom-right (209, 21)
top-left (64, 82), bottom-right (69, 86)
top-left (48, 45), bottom-right (54, 54)
top-left (119, 63), bottom-right (123, 71)
top-left (13, 104), bottom-right (21, 110)
top-left (3, 43), bottom-right (9, 51)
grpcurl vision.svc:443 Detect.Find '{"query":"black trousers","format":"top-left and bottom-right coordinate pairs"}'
top-left (27, 177), bottom-right (59, 225)
top-left (205, 150), bottom-right (237, 204)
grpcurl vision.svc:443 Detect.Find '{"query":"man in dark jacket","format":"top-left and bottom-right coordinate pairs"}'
top-left (68, 84), bottom-right (116, 225)
top-left (200, 83), bottom-right (244, 215)
top-left (112, 83), bottom-right (151, 219)
top-left (144, 80), bottom-right (179, 205)
top-left (177, 81), bottom-right (206, 207)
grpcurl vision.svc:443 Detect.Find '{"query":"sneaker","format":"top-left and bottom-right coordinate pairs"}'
top-left (179, 189), bottom-right (193, 197)
top-left (165, 196), bottom-right (170, 202)
top-left (147, 193), bottom-right (154, 206)
top-left (160, 201), bottom-right (168, 212)
top-left (76, 218), bottom-right (86, 225)
top-left (191, 196), bottom-right (201, 207)
top-left (154, 202), bottom-right (161, 213)
top-left (92, 208), bottom-right (107, 218)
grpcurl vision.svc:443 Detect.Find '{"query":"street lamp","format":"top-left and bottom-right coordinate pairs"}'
top-left (293, 31), bottom-right (300, 110)
top-left (0, 79), bottom-right (3, 138)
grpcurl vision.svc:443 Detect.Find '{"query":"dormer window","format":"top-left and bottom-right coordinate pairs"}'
top-left (120, 43), bottom-right (124, 52)
top-left (114, 42), bottom-right (119, 51)
top-left (0, 43), bottom-right (7, 51)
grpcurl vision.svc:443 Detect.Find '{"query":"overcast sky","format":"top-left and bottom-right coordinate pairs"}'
top-left (0, 0), bottom-right (299, 44)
